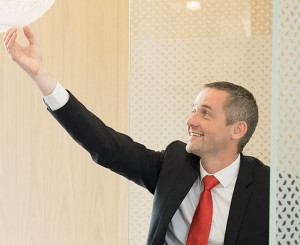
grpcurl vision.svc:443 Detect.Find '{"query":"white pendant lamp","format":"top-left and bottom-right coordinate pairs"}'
top-left (0, 0), bottom-right (55, 33)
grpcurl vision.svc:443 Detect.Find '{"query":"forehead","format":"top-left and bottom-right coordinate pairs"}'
top-left (193, 88), bottom-right (229, 110)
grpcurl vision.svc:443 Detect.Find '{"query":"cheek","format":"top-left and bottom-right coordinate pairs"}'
top-left (215, 126), bottom-right (232, 141)
top-left (205, 124), bottom-right (228, 140)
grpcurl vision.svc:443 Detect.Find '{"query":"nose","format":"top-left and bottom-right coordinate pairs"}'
top-left (186, 112), bottom-right (199, 127)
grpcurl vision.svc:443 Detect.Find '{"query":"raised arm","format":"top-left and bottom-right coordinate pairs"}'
top-left (2, 26), bottom-right (163, 193)
top-left (2, 26), bottom-right (56, 96)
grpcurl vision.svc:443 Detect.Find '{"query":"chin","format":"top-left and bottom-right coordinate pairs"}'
top-left (186, 143), bottom-right (203, 157)
top-left (186, 144), bottom-right (191, 153)
top-left (186, 143), bottom-right (197, 155)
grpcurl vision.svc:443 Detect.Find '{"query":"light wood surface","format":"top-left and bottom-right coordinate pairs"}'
top-left (0, 0), bottom-right (129, 244)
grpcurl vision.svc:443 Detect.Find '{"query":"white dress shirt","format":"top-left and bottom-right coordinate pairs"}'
top-left (165, 156), bottom-right (240, 245)
top-left (42, 81), bottom-right (69, 110)
top-left (43, 82), bottom-right (241, 245)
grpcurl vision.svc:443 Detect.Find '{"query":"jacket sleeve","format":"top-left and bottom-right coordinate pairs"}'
top-left (45, 91), bottom-right (163, 194)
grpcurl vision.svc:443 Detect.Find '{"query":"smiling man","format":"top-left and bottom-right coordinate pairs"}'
top-left (165, 82), bottom-right (269, 245)
top-left (3, 27), bottom-right (269, 245)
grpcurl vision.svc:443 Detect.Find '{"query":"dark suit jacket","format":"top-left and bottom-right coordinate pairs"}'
top-left (47, 91), bottom-right (270, 245)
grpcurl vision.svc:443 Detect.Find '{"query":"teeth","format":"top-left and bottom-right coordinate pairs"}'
top-left (190, 132), bottom-right (204, 136)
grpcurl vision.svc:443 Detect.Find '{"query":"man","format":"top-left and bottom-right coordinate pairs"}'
top-left (3, 27), bottom-right (269, 245)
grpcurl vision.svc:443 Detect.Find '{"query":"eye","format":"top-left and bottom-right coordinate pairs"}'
top-left (202, 110), bottom-right (210, 117)
top-left (192, 108), bottom-right (196, 114)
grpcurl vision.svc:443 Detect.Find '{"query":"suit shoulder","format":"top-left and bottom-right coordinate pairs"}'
top-left (164, 140), bottom-right (187, 152)
top-left (242, 155), bottom-right (270, 187)
top-left (243, 155), bottom-right (269, 170)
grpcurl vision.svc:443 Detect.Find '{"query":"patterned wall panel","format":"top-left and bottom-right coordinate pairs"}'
top-left (276, 0), bottom-right (300, 243)
top-left (130, 0), bottom-right (272, 243)
top-left (131, 0), bottom-right (272, 40)
top-left (278, 0), bottom-right (300, 173)
top-left (276, 173), bottom-right (300, 243)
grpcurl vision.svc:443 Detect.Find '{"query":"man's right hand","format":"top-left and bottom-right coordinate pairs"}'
top-left (2, 26), bottom-right (56, 96)
top-left (3, 26), bottom-right (42, 78)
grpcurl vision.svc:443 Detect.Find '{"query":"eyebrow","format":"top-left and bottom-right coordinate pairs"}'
top-left (193, 104), bottom-right (213, 111)
top-left (193, 104), bottom-right (213, 110)
top-left (201, 104), bottom-right (213, 110)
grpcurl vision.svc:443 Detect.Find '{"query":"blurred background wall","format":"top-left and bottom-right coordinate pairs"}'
top-left (270, 0), bottom-right (300, 244)
top-left (0, 0), bottom-right (129, 244)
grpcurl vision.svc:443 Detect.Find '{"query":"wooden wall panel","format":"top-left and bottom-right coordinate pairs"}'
top-left (0, 0), bottom-right (129, 244)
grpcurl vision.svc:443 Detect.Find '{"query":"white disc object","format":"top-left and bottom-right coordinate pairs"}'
top-left (0, 0), bottom-right (55, 33)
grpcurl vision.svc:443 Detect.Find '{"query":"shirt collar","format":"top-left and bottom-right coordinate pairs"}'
top-left (200, 155), bottom-right (240, 188)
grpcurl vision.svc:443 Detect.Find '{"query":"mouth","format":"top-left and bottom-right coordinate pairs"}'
top-left (189, 132), bottom-right (204, 137)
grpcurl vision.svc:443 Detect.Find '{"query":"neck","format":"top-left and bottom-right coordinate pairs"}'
top-left (200, 152), bottom-right (239, 174)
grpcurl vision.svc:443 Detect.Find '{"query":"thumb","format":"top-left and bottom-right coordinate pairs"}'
top-left (23, 26), bottom-right (38, 45)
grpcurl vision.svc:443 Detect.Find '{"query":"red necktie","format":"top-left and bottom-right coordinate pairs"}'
top-left (186, 175), bottom-right (219, 245)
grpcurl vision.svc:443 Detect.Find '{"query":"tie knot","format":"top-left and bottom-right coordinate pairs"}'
top-left (203, 175), bottom-right (219, 191)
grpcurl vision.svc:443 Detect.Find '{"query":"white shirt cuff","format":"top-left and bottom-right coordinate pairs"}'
top-left (42, 81), bottom-right (70, 111)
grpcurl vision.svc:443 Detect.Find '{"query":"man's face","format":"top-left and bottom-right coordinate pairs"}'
top-left (186, 88), bottom-right (235, 158)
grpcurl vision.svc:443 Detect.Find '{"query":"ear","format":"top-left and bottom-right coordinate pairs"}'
top-left (231, 121), bottom-right (247, 140)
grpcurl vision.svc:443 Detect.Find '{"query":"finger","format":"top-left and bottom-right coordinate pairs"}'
top-left (4, 28), bottom-right (17, 46)
top-left (7, 32), bottom-right (18, 60)
top-left (5, 38), bottom-right (12, 58)
top-left (3, 27), bottom-right (15, 44)
top-left (7, 32), bottom-right (17, 50)
top-left (23, 26), bottom-right (37, 45)
top-left (2, 27), bottom-right (14, 42)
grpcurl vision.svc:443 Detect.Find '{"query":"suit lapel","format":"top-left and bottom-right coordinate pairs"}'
top-left (156, 155), bottom-right (199, 233)
top-left (224, 154), bottom-right (254, 245)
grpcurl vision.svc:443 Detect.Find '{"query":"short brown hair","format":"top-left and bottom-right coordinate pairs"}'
top-left (204, 81), bottom-right (259, 153)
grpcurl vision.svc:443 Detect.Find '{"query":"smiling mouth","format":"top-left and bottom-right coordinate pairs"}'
top-left (189, 132), bottom-right (204, 137)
